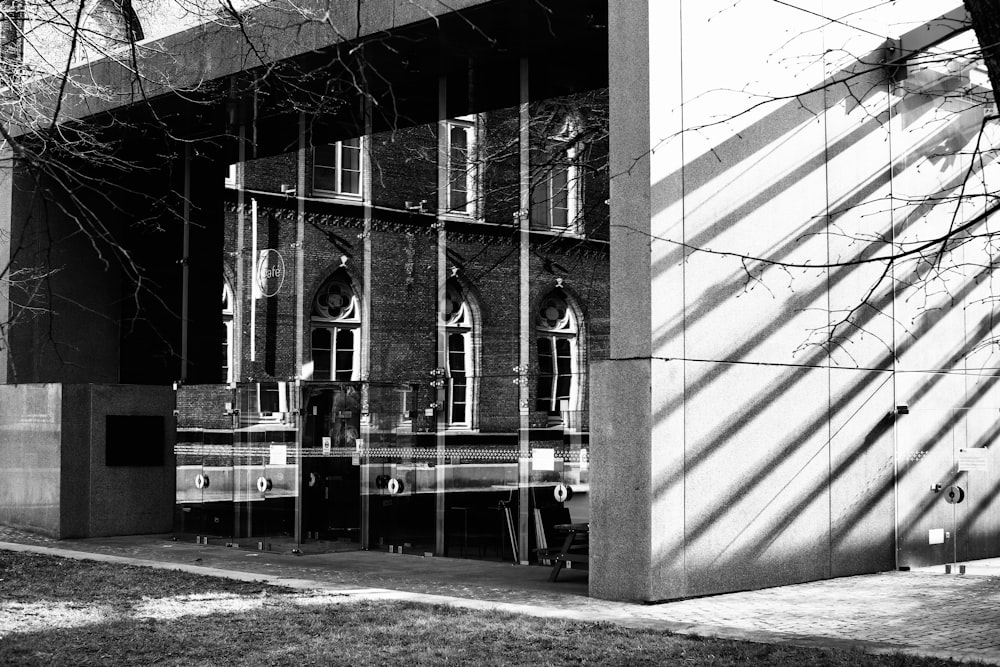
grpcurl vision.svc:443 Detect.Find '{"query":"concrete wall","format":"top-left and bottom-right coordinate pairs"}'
top-left (0, 383), bottom-right (174, 538)
top-left (75, 384), bottom-right (176, 537)
top-left (0, 384), bottom-right (62, 536)
top-left (596, 0), bottom-right (1000, 601)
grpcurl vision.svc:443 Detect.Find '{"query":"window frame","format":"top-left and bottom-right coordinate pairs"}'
top-left (441, 280), bottom-right (479, 430)
top-left (531, 141), bottom-right (581, 234)
top-left (309, 273), bottom-right (362, 382)
top-left (255, 382), bottom-right (289, 422)
top-left (312, 136), bottom-right (365, 201)
top-left (444, 117), bottom-right (479, 218)
top-left (534, 291), bottom-right (581, 428)
top-left (222, 281), bottom-right (235, 384)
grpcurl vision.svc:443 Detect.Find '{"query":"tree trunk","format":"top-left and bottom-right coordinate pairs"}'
top-left (965, 0), bottom-right (1000, 108)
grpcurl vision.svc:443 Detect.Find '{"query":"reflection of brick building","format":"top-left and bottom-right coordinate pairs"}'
top-left (218, 91), bottom-right (610, 433)
top-left (172, 90), bottom-right (611, 557)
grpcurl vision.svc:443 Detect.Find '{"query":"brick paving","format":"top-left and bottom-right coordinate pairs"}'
top-left (2, 528), bottom-right (999, 664)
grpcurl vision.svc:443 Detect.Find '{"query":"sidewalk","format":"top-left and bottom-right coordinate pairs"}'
top-left (2, 530), bottom-right (999, 665)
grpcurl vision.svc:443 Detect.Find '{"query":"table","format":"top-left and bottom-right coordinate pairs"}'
top-left (549, 522), bottom-right (589, 581)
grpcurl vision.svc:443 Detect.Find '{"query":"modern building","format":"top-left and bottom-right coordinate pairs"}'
top-left (1, 0), bottom-right (999, 602)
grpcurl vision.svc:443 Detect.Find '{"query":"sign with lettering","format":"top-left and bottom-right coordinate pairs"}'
top-left (255, 248), bottom-right (285, 298)
top-left (957, 448), bottom-right (989, 472)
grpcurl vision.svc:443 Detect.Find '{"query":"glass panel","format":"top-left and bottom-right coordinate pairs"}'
top-left (530, 178), bottom-right (547, 226)
top-left (300, 383), bottom-right (362, 551)
top-left (340, 138), bottom-right (362, 195)
top-left (314, 145), bottom-right (338, 191)
top-left (231, 382), bottom-right (297, 551)
top-left (335, 328), bottom-right (355, 381)
top-left (174, 384), bottom-right (235, 544)
top-left (536, 337), bottom-right (554, 410)
top-left (551, 166), bottom-right (569, 228)
top-left (312, 328), bottom-right (332, 380)
top-left (341, 169), bottom-right (360, 195)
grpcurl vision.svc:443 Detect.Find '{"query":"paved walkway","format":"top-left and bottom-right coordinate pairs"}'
top-left (2, 529), bottom-right (999, 665)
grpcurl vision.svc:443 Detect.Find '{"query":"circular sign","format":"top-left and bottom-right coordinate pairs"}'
top-left (554, 483), bottom-right (573, 503)
top-left (256, 476), bottom-right (273, 493)
top-left (195, 473), bottom-right (209, 490)
top-left (387, 478), bottom-right (404, 495)
top-left (256, 249), bottom-right (285, 298)
top-left (945, 485), bottom-right (965, 504)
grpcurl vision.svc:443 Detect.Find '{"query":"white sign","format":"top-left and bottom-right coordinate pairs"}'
top-left (957, 448), bottom-right (989, 472)
top-left (929, 528), bottom-right (945, 545)
top-left (255, 248), bottom-right (285, 298)
top-left (269, 444), bottom-right (287, 466)
top-left (322, 436), bottom-right (332, 454)
top-left (532, 448), bottom-right (555, 472)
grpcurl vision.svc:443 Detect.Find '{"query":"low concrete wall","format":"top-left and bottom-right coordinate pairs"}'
top-left (0, 384), bottom-right (62, 536)
top-left (0, 383), bottom-right (175, 538)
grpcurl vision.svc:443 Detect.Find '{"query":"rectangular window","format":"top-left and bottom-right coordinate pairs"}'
top-left (536, 338), bottom-right (553, 411)
top-left (530, 150), bottom-right (579, 232)
top-left (311, 326), bottom-right (357, 381)
top-left (334, 329), bottom-right (355, 381)
top-left (314, 138), bottom-right (362, 198)
top-left (222, 320), bottom-right (233, 384)
top-left (312, 328), bottom-right (332, 379)
top-left (254, 382), bottom-right (289, 423)
top-left (446, 120), bottom-right (476, 216)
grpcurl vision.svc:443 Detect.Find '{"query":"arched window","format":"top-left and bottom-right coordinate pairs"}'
top-left (310, 271), bottom-right (361, 381)
top-left (222, 281), bottom-right (234, 384)
top-left (535, 290), bottom-right (579, 425)
top-left (441, 279), bottom-right (478, 428)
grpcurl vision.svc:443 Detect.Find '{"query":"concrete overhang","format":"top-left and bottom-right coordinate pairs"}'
top-left (12, 0), bottom-right (608, 147)
top-left (13, 0), bottom-right (499, 132)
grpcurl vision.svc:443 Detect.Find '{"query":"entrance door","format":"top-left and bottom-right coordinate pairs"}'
top-left (896, 408), bottom-right (995, 568)
top-left (299, 383), bottom-right (363, 551)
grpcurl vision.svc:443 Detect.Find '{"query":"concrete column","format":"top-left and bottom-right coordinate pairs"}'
top-left (590, 0), bottom-right (686, 602)
top-left (0, 156), bottom-right (10, 384)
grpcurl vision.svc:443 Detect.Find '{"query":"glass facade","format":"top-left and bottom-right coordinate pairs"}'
top-left (175, 380), bottom-right (590, 559)
top-left (174, 89), bottom-right (609, 566)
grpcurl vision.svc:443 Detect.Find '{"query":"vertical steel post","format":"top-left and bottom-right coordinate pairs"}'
top-left (517, 57), bottom-right (531, 565)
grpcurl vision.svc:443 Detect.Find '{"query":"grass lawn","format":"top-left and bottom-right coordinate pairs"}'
top-left (0, 550), bottom-right (985, 666)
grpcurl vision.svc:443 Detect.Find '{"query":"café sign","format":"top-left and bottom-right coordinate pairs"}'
top-left (256, 248), bottom-right (285, 297)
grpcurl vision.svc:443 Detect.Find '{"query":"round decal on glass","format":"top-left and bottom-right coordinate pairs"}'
top-left (554, 483), bottom-right (573, 503)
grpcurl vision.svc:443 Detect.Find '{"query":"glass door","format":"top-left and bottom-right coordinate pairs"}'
top-left (299, 382), bottom-right (363, 552)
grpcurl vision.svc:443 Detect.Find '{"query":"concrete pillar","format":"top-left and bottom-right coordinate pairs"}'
top-left (590, 0), bottom-right (686, 602)
top-left (0, 156), bottom-right (10, 384)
